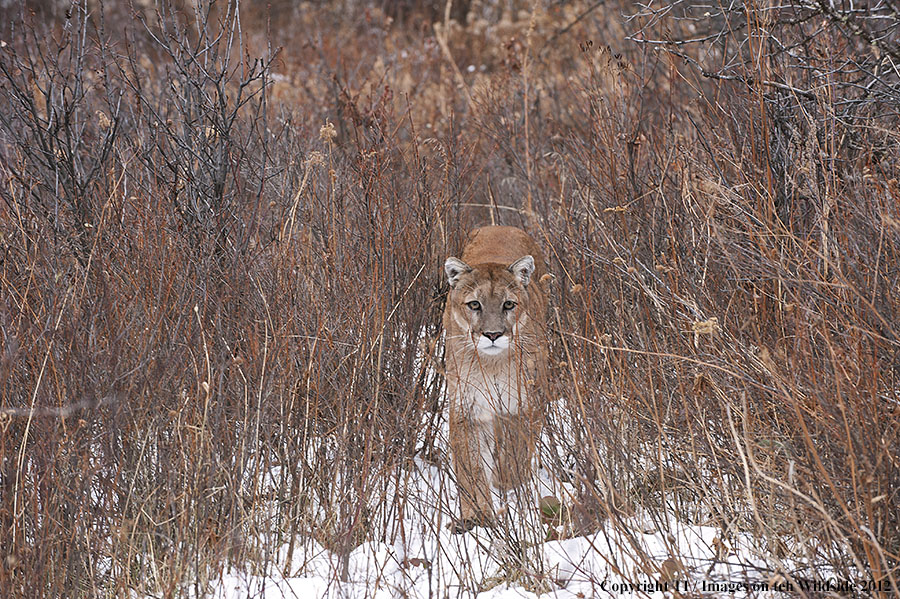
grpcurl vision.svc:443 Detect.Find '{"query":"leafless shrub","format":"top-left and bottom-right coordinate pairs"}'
top-left (0, 0), bottom-right (897, 597)
top-left (0, 1), bottom-right (122, 265)
top-left (627, 0), bottom-right (900, 213)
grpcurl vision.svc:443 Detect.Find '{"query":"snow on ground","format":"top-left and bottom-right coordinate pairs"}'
top-left (204, 450), bottom-right (789, 599)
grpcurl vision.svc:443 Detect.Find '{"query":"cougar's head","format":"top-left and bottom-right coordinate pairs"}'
top-left (443, 255), bottom-right (535, 356)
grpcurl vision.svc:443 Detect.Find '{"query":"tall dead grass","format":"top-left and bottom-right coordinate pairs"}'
top-left (0, 0), bottom-right (897, 596)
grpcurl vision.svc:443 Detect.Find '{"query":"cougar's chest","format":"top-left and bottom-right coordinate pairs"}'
top-left (451, 363), bottom-right (527, 422)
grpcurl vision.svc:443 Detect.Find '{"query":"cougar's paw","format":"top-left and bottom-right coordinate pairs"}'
top-left (451, 518), bottom-right (477, 534)
top-left (451, 513), bottom-right (496, 534)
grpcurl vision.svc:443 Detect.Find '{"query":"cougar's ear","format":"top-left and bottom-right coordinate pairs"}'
top-left (508, 255), bottom-right (535, 287)
top-left (444, 257), bottom-right (471, 289)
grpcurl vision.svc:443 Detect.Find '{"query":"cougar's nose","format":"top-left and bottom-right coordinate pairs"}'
top-left (483, 331), bottom-right (503, 342)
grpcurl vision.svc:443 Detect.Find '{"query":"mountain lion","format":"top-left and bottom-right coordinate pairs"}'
top-left (442, 226), bottom-right (548, 532)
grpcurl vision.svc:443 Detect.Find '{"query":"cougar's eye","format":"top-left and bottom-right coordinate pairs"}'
top-left (502, 300), bottom-right (517, 311)
top-left (466, 300), bottom-right (482, 311)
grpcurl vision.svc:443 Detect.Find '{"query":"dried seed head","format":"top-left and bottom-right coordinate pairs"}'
top-left (692, 317), bottom-right (720, 349)
top-left (307, 151), bottom-right (325, 167)
top-left (96, 110), bottom-right (112, 130)
top-left (691, 317), bottom-right (720, 335)
top-left (320, 121), bottom-right (337, 142)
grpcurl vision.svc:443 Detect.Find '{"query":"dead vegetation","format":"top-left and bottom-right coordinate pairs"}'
top-left (0, 0), bottom-right (897, 596)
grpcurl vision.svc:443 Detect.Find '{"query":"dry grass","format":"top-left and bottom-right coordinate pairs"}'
top-left (0, 0), bottom-right (898, 597)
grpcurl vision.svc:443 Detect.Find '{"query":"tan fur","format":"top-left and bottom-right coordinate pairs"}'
top-left (442, 226), bottom-right (548, 530)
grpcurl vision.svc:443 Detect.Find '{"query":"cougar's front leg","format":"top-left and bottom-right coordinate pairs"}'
top-left (449, 407), bottom-right (496, 532)
top-left (494, 411), bottom-right (536, 491)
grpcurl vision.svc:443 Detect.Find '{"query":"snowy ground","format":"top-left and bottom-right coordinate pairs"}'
top-left (202, 450), bottom-right (794, 599)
